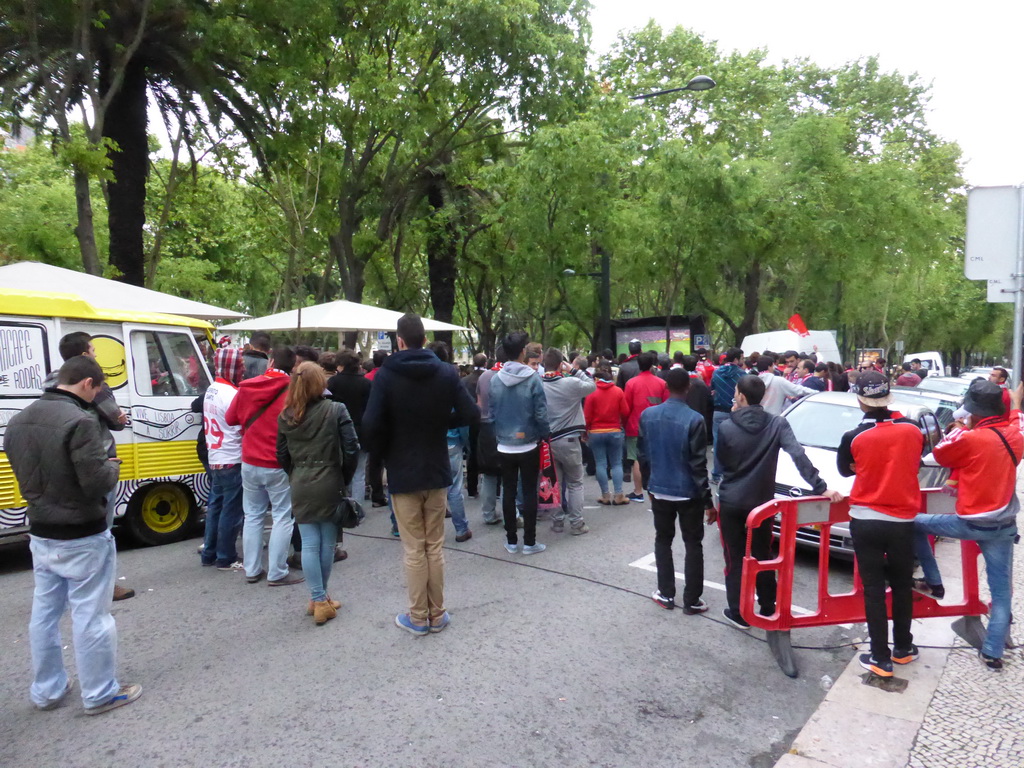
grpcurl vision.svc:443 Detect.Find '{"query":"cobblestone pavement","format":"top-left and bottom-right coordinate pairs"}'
top-left (906, 487), bottom-right (1024, 768)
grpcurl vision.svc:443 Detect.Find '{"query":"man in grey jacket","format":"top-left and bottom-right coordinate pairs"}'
top-left (756, 355), bottom-right (816, 415)
top-left (541, 348), bottom-right (596, 535)
top-left (4, 357), bottom-right (142, 715)
top-left (715, 375), bottom-right (841, 629)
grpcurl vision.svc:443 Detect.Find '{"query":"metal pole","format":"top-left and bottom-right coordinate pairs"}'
top-left (1013, 185), bottom-right (1024, 388)
top-left (599, 245), bottom-right (611, 353)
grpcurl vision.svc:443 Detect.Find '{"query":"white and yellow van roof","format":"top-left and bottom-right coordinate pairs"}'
top-left (0, 288), bottom-right (214, 330)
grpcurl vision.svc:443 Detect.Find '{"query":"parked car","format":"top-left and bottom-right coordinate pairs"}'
top-left (773, 391), bottom-right (949, 558)
top-left (959, 366), bottom-right (1012, 381)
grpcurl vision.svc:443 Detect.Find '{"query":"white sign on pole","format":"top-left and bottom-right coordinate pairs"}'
top-left (375, 330), bottom-right (392, 352)
top-left (966, 186), bottom-right (1020, 280)
top-left (987, 278), bottom-right (1017, 303)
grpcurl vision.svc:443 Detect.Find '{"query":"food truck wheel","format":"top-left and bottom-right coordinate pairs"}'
top-left (127, 483), bottom-right (196, 546)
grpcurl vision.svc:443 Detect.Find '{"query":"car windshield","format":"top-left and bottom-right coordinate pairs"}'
top-left (784, 401), bottom-right (868, 450)
top-left (915, 379), bottom-right (969, 397)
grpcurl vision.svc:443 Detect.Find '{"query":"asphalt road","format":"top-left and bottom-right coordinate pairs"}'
top-left (0, 478), bottom-right (857, 768)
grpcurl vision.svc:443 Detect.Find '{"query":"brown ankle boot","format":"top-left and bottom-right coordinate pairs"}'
top-left (598, 493), bottom-right (612, 505)
top-left (307, 597), bottom-right (342, 616)
top-left (313, 600), bottom-right (337, 625)
top-left (613, 493), bottom-right (628, 505)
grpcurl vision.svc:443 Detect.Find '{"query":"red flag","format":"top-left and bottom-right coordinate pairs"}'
top-left (788, 313), bottom-right (810, 337)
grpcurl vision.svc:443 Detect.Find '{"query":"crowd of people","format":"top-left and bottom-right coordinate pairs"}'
top-left (5, 317), bottom-right (1021, 716)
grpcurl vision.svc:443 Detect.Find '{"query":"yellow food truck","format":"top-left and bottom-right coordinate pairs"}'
top-left (1, 288), bottom-right (214, 545)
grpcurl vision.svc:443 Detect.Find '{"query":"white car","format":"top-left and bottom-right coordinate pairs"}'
top-left (773, 391), bottom-right (949, 557)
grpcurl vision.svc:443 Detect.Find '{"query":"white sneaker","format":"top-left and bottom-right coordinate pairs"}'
top-left (522, 543), bottom-right (546, 555)
top-left (217, 561), bottom-right (244, 572)
top-left (504, 542), bottom-right (519, 554)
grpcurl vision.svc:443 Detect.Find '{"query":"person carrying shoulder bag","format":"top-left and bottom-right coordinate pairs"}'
top-left (276, 362), bottom-right (360, 625)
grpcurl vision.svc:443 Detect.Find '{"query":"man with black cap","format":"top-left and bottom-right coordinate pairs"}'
top-left (913, 379), bottom-right (1023, 671)
top-left (837, 370), bottom-right (925, 678)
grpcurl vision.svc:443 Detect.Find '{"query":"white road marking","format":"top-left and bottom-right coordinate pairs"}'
top-left (628, 552), bottom-right (853, 626)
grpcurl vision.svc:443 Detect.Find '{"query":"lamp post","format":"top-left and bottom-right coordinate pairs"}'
top-left (630, 75), bottom-right (717, 101)
top-left (563, 76), bottom-right (716, 353)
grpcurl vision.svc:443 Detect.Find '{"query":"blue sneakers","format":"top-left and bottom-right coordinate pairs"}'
top-left (395, 613), bottom-right (429, 636)
top-left (429, 611), bottom-right (451, 634)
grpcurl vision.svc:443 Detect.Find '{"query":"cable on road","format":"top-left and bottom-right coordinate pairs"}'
top-left (342, 530), bottom-right (973, 653)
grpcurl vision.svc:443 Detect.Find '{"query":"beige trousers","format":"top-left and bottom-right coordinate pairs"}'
top-left (391, 488), bottom-right (447, 624)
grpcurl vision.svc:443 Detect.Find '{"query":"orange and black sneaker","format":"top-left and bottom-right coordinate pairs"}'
top-left (859, 653), bottom-right (894, 678)
top-left (892, 645), bottom-right (920, 665)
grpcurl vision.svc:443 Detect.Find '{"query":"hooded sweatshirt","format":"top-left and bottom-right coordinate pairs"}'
top-left (489, 361), bottom-right (550, 449)
top-left (224, 370), bottom-right (289, 468)
top-left (585, 379), bottom-right (629, 432)
top-left (716, 404), bottom-right (827, 509)
top-left (541, 369), bottom-right (596, 440)
top-left (361, 347), bottom-right (478, 494)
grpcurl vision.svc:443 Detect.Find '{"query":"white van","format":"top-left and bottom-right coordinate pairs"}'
top-left (904, 351), bottom-right (945, 376)
top-left (740, 330), bottom-right (841, 364)
top-left (1, 289), bottom-right (213, 545)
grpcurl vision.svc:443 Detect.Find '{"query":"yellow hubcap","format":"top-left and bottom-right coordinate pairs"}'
top-left (140, 485), bottom-right (190, 535)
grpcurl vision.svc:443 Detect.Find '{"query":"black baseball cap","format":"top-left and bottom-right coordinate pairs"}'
top-left (851, 370), bottom-right (892, 408)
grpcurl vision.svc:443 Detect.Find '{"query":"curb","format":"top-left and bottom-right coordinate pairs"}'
top-left (775, 543), bottom-right (964, 768)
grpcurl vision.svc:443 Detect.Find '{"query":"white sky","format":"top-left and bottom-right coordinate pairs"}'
top-left (590, 0), bottom-right (1024, 187)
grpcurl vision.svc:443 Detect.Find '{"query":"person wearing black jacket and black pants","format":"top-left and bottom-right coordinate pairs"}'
top-left (715, 375), bottom-right (841, 629)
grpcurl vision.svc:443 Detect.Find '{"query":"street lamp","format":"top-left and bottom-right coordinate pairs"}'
top-left (563, 250), bottom-right (612, 353)
top-left (630, 75), bottom-right (717, 101)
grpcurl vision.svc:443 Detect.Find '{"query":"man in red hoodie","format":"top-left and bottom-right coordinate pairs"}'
top-left (913, 379), bottom-right (1023, 670)
top-left (623, 352), bottom-right (668, 502)
top-left (225, 347), bottom-right (304, 586)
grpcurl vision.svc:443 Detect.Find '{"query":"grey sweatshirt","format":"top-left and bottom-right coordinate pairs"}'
top-left (541, 370), bottom-right (596, 440)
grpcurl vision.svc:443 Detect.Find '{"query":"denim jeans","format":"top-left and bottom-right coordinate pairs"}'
top-left (28, 531), bottom-right (120, 709)
top-left (347, 450), bottom-right (368, 501)
top-left (241, 463), bottom-right (293, 582)
top-left (711, 411), bottom-right (731, 480)
top-left (479, 474), bottom-right (500, 523)
top-left (202, 465), bottom-right (244, 566)
top-left (299, 521), bottom-right (339, 602)
top-left (914, 513), bottom-right (1016, 658)
top-left (549, 437), bottom-right (585, 526)
top-left (447, 443), bottom-right (470, 535)
top-left (588, 431), bottom-right (624, 495)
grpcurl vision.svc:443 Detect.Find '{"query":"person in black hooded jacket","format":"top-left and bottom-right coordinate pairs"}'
top-left (715, 375), bottom-right (842, 629)
top-left (362, 313), bottom-right (479, 636)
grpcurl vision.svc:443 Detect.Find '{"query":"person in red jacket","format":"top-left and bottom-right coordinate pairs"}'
top-left (225, 347), bottom-right (304, 587)
top-left (623, 352), bottom-right (669, 502)
top-left (914, 379), bottom-right (1023, 670)
top-left (584, 364), bottom-right (630, 505)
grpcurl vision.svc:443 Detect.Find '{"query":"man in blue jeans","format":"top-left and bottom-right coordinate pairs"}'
top-left (4, 356), bottom-right (142, 714)
top-left (710, 347), bottom-right (746, 484)
top-left (914, 379), bottom-right (1023, 670)
top-left (200, 347), bottom-right (245, 569)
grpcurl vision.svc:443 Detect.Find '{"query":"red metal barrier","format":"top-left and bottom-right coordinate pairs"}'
top-left (740, 490), bottom-right (987, 677)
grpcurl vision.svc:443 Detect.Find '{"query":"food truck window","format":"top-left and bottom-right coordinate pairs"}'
top-left (131, 330), bottom-right (211, 397)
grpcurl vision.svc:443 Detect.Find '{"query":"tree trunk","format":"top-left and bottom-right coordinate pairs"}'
top-left (735, 259), bottom-right (762, 342)
top-left (425, 173), bottom-right (457, 347)
top-left (101, 57), bottom-right (149, 286)
top-left (71, 168), bottom-right (103, 275)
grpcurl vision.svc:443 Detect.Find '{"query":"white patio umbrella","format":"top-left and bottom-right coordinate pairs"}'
top-left (218, 299), bottom-right (467, 336)
top-left (0, 261), bottom-right (246, 320)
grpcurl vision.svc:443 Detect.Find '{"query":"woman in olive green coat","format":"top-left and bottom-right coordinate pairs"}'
top-left (277, 362), bottom-right (359, 624)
